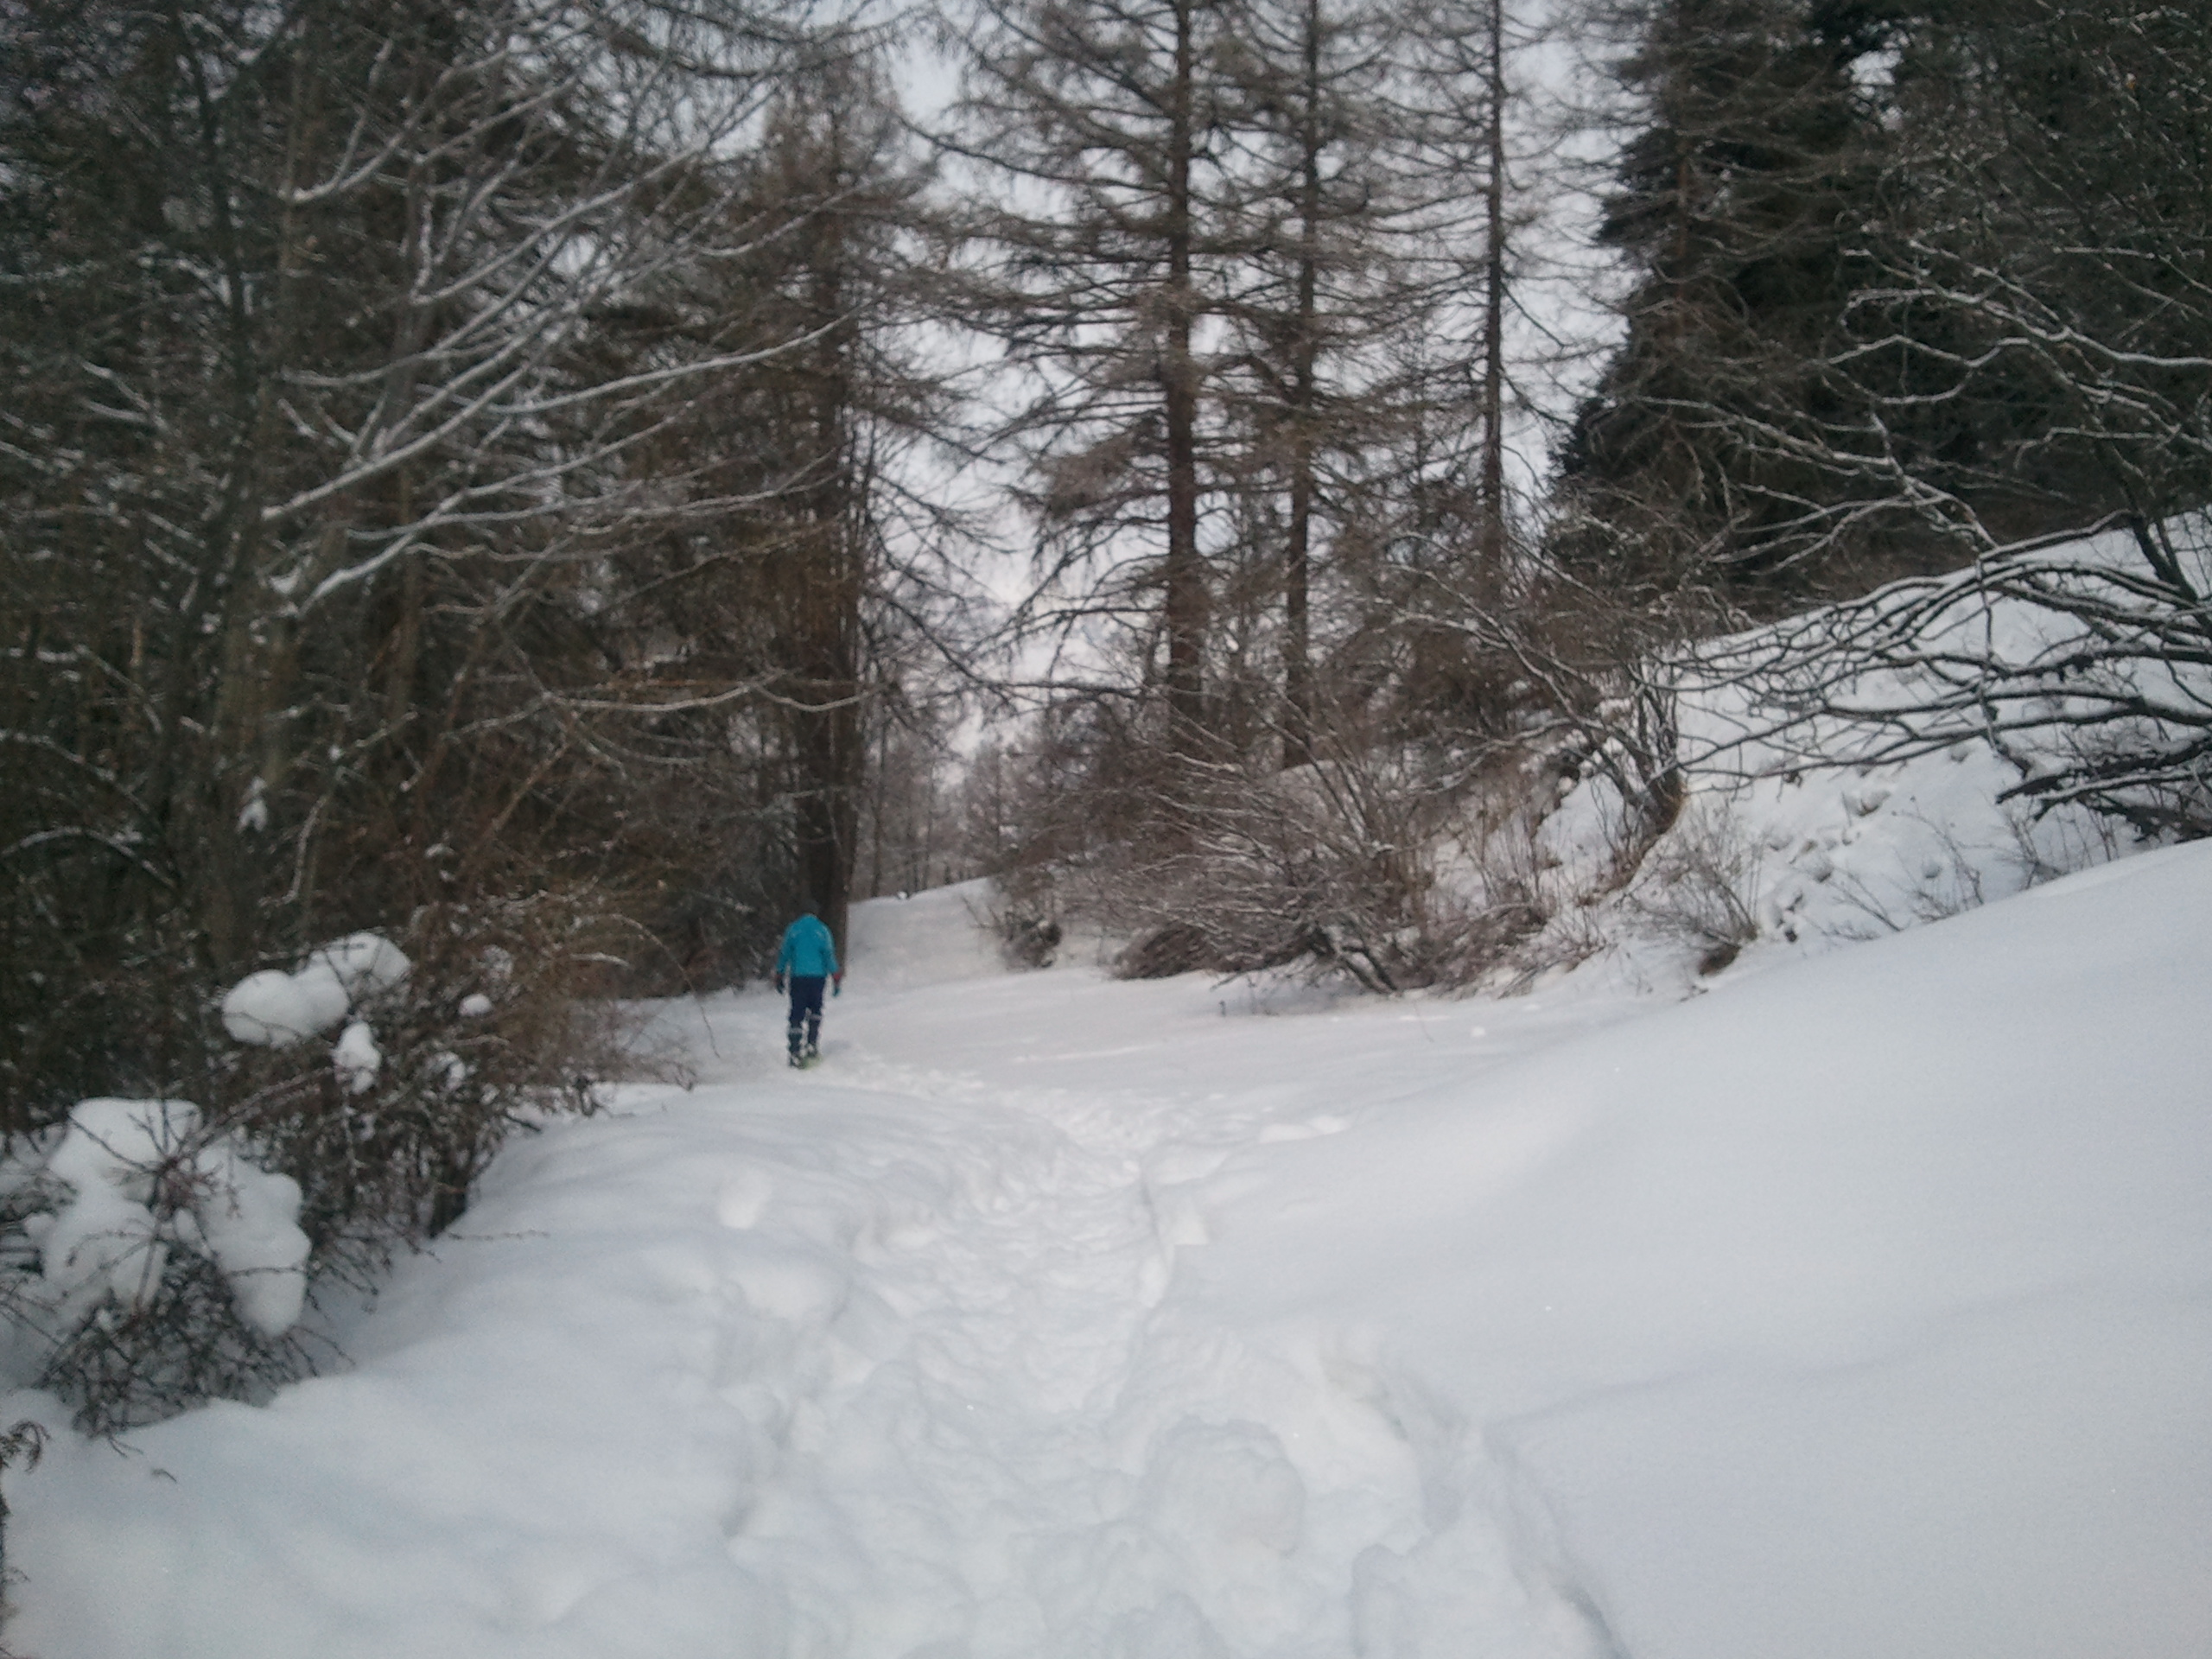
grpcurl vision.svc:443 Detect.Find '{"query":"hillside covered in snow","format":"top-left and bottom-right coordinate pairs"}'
top-left (10, 735), bottom-right (2210, 1656)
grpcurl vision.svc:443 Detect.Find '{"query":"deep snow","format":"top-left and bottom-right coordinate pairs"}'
top-left (10, 847), bottom-right (2211, 1658)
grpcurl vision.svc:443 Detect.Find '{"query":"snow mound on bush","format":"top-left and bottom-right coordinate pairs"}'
top-left (30, 1099), bottom-right (309, 1338)
top-left (331, 1020), bottom-right (382, 1094)
top-left (220, 931), bottom-right (410, 1046)
top-left (310, 932), bottom-right (411, 999)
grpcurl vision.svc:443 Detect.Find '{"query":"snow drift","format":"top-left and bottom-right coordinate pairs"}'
top-left (9, 836), bottom-right (2208, 1658)
top-left (7, 524), bottom-right (2209, 1657)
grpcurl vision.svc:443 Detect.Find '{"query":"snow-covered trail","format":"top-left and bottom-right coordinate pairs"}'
top-left (14, 903), bottom-right (1631, 1659)
top-left (14, 862), bottom-right (2212, 1659)
top-left (611, 961), bottom-right (1628, 1657)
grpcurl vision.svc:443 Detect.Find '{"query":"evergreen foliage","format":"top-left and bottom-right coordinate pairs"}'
top-left (1558, 0), bottom-right (1906, 605)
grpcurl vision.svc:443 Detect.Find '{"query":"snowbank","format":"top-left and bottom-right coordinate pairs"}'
top-left (10, 842), bottom-right (2206, 1658)
top-left (1182, 840), bottom-right (2212, 1657)
top-left (1514, 540), bottom-right (2157, 996)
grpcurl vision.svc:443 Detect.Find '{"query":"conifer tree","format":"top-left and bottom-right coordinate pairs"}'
top-left (1216, 0), bottom-right (1440, 766)
top-left (942, 0), bottom-right (1240, 755)
top-left (1559, 0), bottom-right (1896, 607)
top-left (0, 0), bottom-right (845, 1127)
top-left (1725, 0), bottom-right (2212, 836)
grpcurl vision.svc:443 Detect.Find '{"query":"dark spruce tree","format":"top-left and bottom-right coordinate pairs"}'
top-left (1720, 0), bottom-right (2212, 837)
top-left (1556, 0), bottom-right (1910, 613)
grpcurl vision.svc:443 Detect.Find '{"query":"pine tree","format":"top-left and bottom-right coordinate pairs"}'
top-left (1559, 0), bottom-right (1897, 607)
top-left (1725, 0), bottom-right (2212, 836)
top-left (1859, 0), bottom-right (2212, 539)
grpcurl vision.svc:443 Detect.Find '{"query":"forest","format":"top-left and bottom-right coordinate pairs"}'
top-left (2, 0), bottom-right (2207, 1427)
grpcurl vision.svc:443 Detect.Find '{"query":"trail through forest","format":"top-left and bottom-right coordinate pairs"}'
top-left (14, 870), bottom-right (2212, 1659)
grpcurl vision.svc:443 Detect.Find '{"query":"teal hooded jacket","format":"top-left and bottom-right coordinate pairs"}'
top-left (774, 914), bottom-right (840, 979)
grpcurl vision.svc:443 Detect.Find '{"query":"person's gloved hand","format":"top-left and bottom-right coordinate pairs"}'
top-left (772, 974), bottom-right (785, 994)
top-left (832, 972), bottom-right (843, 997)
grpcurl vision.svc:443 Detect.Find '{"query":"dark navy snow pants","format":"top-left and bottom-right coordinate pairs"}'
top-left (786, 976), bottom-right (826, 1055)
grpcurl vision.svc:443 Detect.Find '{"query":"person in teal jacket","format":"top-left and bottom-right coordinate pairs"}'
top-left (772, 905), bottom-right (842, 1065)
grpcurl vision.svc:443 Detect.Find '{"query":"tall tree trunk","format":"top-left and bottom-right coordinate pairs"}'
top-left (1162, 0), bottom-right (1209, 757)
top-left (195, 13), bottom-right (335, 971)
top-left (797, 153), bottom-right (862, 954)
top-left (1281, 0), bottom-right (1324, 771)
top-left (1478, 0), bottom-right (1508, 588)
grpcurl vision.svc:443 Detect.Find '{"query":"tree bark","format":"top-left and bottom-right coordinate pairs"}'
top-left (1162, 0), bottom-right (1209, 757)
top-left (1478, 0), bottom-right (1509, 587)
top-left (1281, 0), bottom-right (1325, 771)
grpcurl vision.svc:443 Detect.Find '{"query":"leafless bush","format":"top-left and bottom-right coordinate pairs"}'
top-left (1998, 803), bottom-right (2126, 891)
top-left (1096, 748), bottom-right (1452, 991)
top-left (976, 666), bottom-right (1659, 996)
top-left (1, 884), bottom-right (674, 1433)
top-left (0, 1416), bottom-right (42, 1645)
top-left (1088, 735), bottom-right (1576, 993)
top-left (1116, 922), bottom-right (1215, 979)
top-left (1627, 800), bottom-right (1764, 975)
top-left (238, 890), bottom-right (671, 1281)
top-left (979, 870), bottom-right (1067, 970)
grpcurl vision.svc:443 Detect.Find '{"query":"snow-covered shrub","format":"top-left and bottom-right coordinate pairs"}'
top-left (231, 894), bottom-right (664, 1278)
top-left (0, 893), bottom-right (668, 1432)
top-left (0, 1099), bottom-right (316, 1432)
top-left (31, 1100), bottom-right (308, 1338)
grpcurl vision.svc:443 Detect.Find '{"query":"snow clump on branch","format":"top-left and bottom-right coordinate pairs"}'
top-left (24, 1098), bottom-right (311, 1340)
top-left (219, 931), bottom-right (411, 1047)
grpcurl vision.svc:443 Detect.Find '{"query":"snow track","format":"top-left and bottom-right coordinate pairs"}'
top-left (15, 861), bottom-right (2210, 1659)
top-left (0, 957), bottom-right (1605, 1659)
top-left (646, 990), bottom-right (1610, 1658)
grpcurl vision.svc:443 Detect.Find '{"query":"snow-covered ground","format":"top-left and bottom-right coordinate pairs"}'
top-left (11, 828), bottom-right (2211, 1656)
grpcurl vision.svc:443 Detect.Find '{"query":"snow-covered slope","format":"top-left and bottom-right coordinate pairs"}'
top-left (11, 834), bottom-right (2209, 1658)
top-left (843, 878), bottom-right (1008, 988)
top-left (1505, 518), bottom-right (2212, 998)
top-left (1182, 841), bottom-right (2212, 1658)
